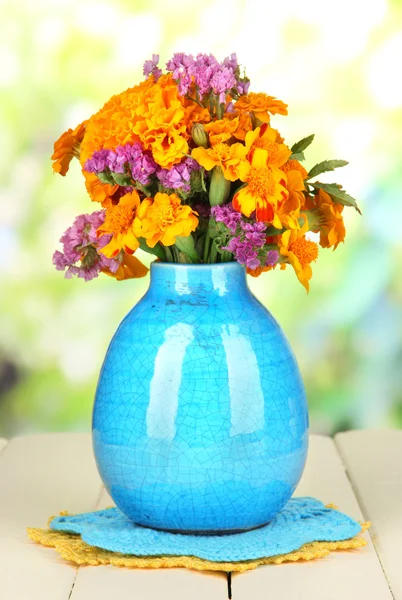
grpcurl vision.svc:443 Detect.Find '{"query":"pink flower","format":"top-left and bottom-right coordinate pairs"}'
top-left (52, 211), bottom-right (120, 281)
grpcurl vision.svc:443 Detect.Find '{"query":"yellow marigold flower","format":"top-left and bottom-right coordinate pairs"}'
top-left (192, 142), bottom-right (249, 182)
top-left (83, 171), bottom-right (118, 205)
top-left (52, 121), bottom-right (87, 176)
top-left (234, 93), bottom-right (288, 123)
top-left (97, 190), bottom-right (141, 258)
top-left (279, 218), bottom-right (318, 292)
top-left (232, 164), bottom-right (288, 225)
top-left (133, 192), bottom-right (198, 248)
top-left (245, 124), bottom-right (291, 168)
top-left (303, 189), bottom-right (346, 249)
top-left (204, 117), bottom-right (240, 145)
top-left (274, 159), bottom-right (309, 226)
top-left (102, 254), bottom-right (149, 280)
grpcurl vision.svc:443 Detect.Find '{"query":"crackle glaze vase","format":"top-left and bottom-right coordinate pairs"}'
top-left (92, 262), bottom-right (309, 533)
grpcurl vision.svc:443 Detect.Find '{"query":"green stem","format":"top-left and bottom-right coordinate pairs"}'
top-left (186, 95), bottom-right (205, 108)
top-left (210, 240), bottom-right (218, 264)
top-left (164, 245), bottom-right (174, 263)
top-left (171, 246), bottom-right (180, 263)
top-left (203, 230), bottom-right (211, 264)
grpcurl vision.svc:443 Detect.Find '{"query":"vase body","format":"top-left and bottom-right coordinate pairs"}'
top-left (93, 262), bottom-right (308, 533)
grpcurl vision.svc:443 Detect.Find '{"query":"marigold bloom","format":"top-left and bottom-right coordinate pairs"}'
top-left (133, 192), bottom-right (198, 248)
top-left (232, 164), bottom-right (288, 225)
top-left (204, 117), bottom-right (240, 145)
top-left (303, 189), bottom-right (346, 249)
top-left (245, 124), bottom-right (291, 168)
top-left (84, 171), bottom-right (119, 205)
top-left (103, 254), bottom-right (149, 280)
top-left (80, 75), bottom-right (207, 171)
top-left (279, 219), bottom-right (318, 292)
top-left (52, 121), bottom-right (87, 176)
top-left (234, 93), bottom-right (288, 123)
top-left (276, 159), bottom-right (309, 226)
top-left (97, 190), bottom-right (141, 258)
top-left (192, 142), bottom-right (249, 182)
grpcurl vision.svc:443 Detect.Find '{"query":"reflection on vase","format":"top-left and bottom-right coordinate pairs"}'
top-left (93, 262), bottom-right (308, 533)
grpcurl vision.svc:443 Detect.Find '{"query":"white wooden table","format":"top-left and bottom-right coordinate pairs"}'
top-left (0, 430), bottom-right (400, 599)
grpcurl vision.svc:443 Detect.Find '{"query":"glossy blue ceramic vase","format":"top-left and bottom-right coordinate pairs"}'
top-left (93, 262), bottom-right (308, 533)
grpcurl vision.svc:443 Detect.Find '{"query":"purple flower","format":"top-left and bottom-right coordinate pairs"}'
top-left (165, 52), bottom-right (250, 103)
top-left (266, 250), bottom-right (279, 267)
top-left (223, 53), bottom-right (238, 72)
top-left (143, 54), bottom-right (162, 80)
top-left (53, 211), bottom-right (120, 282)
top-left (237, 80), bottom-right (250, 95)
top-left (212, 204), bottom-right (279, 271)
top-left (211, 204), bottom-right (242, 233)
top-left (223, 237), bottom-right (261, 269)
top-left (84, 149), bottom-right (109, 173)
top-left (157, 157), bottom-right (200, 192)
top-left (211, 67), bottom-right (237, 104)
top-left (84, 143), bottom-right (158, 186)
top-left (106, 145), bottom-right (128, 174)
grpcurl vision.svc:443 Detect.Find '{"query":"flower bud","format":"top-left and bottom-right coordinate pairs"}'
top-left (191, 123), bottom-right (209, 149)
top-left (209, 166), bottom-right (231, 207)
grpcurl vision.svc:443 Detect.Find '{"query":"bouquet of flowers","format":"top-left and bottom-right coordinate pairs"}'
top-left (52, 52), bottom-right (360, 291)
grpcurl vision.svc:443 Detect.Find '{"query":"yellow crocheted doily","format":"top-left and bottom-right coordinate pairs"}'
top-left (27, 509), bottom-right (370, 573)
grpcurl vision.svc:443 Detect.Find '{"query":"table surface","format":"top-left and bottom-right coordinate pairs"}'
top-left (0, 430), bottom-right (401, 600)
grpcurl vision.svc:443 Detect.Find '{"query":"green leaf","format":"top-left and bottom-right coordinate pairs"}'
top-left (310, 182), bottom-right (362, 214)
top-left (112, 172), bottom-right (133, 186)
top-left (97, 170), bottom-right (115, 185)
top-left (307, 159), bottom-right (349, 180)
top-left (265, 226), bottom-right (285, 236)
top-left (291, 134), bottom-right (315, 155)
top-left (289, 151), bottom-right (305, 161)
top-left (174, 235), bottom-right (199, 262)
top-left (138, 238), bottom-right (166, 261)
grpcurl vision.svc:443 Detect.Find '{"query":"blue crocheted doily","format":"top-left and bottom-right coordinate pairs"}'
top-left (50, 497), bottom-right (361, 563)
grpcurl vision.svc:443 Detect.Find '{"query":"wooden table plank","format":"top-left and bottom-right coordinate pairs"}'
top-left (336, 429), bottom-right (402, 599)
top-left (231, 435), bottom-right (393, 600)
top-left (0, 433), bottom-right (103, 600)
top-left (70, 486), bottom-right (229, 600)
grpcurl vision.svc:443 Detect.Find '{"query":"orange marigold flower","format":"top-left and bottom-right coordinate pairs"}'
top-left (83, 171), bottom-right (118, 205)
top-left (234, 93), bottom-right (288, 123)
top-left (279, 218), bottom-right (318, 292)
top-left (102, 254), bottom-right (149, 280)
top-left (303, 189), bottom-right (346, 249)
top-left (282, 159), bottom-right (308, 180)
top-left (97, 190), bottom-right (141, 258)
top-left (192, 142), bottom-right (249, 182)
top-left (245, 124), bottom-right (291, 168)
top-left (133, 192), bottom-right (198, 248)
top-left (246, 264), bottom-right (276, 277)
top-left (52, 121), bottom-right (87, 176)
top-left (204, 117), bottom-right (240, 145)
top-left (80, 75), bottom-right (205, 171)
top-left (232, 164), bottom-right (288, 225)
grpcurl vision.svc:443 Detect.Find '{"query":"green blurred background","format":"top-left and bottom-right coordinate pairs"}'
top-left (1, 0), bottom-right (401, 437)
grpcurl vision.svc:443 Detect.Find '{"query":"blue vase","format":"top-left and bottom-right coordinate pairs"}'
top-left (93, 262), bottom-right (308, 533)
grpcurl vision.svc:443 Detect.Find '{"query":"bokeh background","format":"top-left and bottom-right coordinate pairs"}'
top-left (1, 0), bottom-right (401, 437)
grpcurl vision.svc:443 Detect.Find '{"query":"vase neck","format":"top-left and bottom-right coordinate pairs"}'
top-left (147, 262), bottom-right (249, 302)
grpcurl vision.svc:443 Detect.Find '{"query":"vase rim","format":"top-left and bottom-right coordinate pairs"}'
top-left (150, 261), bottom-right (244, 272)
